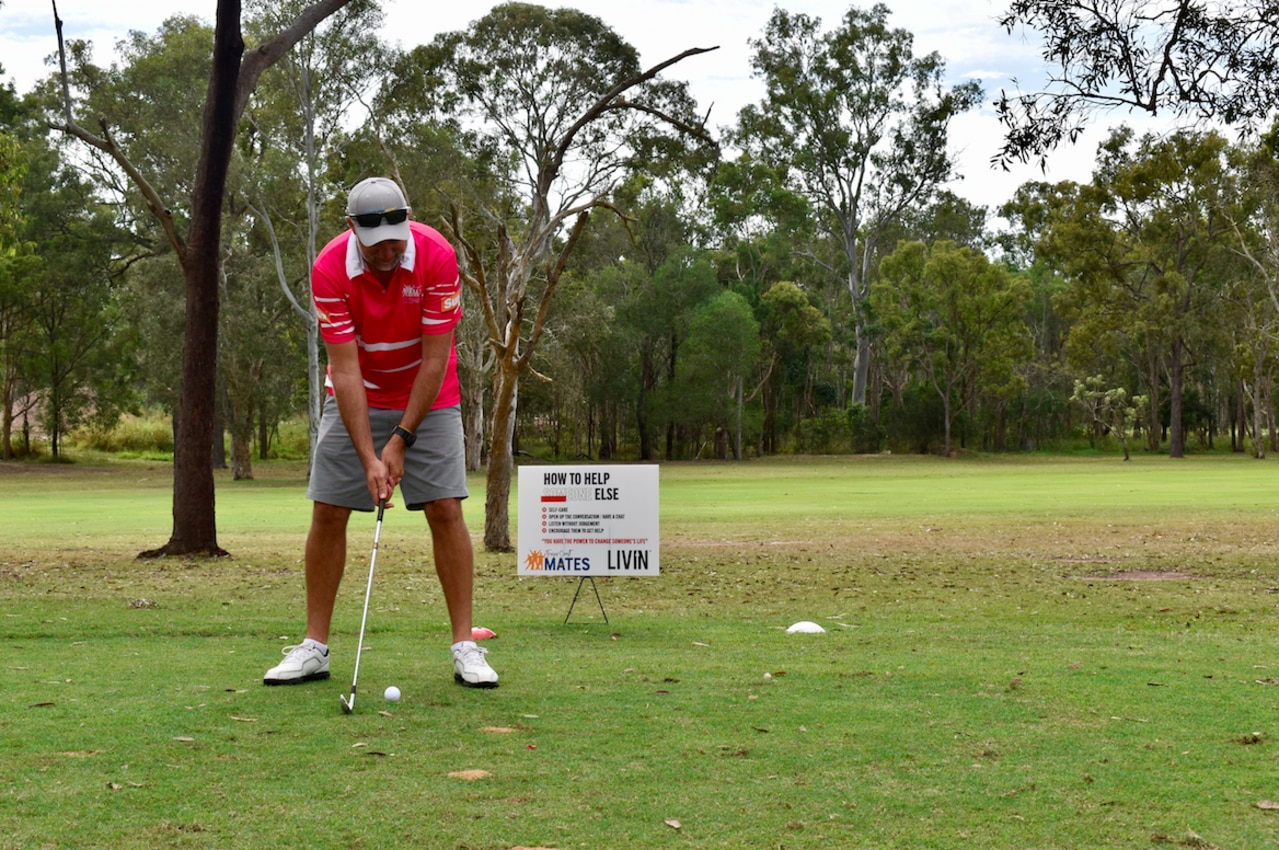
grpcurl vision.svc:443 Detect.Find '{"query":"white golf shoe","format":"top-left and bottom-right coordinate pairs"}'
top-left (452, 641), bottom-right (499, 688)
top-left (263, 642), bottom-right (330, 685)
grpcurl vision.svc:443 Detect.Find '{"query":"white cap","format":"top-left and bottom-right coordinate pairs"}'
top-left (346, 177), bottom-right (411, 246)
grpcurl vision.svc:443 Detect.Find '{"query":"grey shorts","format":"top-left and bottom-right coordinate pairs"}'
top-left (307, 397), bottom-right (469, 512)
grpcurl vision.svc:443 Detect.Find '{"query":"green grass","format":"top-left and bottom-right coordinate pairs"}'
top-left (4, 453), bottom-right (1279, 848)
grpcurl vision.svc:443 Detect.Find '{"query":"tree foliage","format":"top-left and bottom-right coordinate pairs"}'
top-left (872, 240), bottom-right (1033, 455)
top-left (996, 0), bottom-right (1279, 168)
top-left (391, 2), bottom-right (715, 550)
top-left (734, 3), bottom-right (983, 405)
top-left (47, 0), bottom-right (354, 556)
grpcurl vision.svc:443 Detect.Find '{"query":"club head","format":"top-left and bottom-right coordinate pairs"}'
top-left (340, 694), bottom-right (353, 714)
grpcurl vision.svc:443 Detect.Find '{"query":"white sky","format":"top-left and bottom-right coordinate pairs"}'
top-left (1, 0), bottom-right (1168, 214)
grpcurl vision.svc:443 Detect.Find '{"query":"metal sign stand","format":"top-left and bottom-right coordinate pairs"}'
top-left (564, 576), bottom-right (609, 624)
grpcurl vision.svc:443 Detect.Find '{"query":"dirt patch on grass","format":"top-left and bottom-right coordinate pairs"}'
top-left (1077, 570), bottom-right (1196, 581)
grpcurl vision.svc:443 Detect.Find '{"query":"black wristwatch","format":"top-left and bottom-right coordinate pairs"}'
top-left (392, 425), bottom-right (417, 447)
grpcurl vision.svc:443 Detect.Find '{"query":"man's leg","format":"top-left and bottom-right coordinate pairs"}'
top-left (427, 498), bottom-right (498, 688)
top-left (264, 501), bottom-right (351, 685)
top-left (424, 497), bottom-right (474, 644)
top-left (305, 501), bottom-right (352, 644)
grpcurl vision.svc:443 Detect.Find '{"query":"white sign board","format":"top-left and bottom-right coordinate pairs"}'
top-left (517, 465), bottom-right (659, 577)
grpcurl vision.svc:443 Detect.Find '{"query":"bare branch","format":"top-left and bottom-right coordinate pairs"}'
top-left (234, 0), bottom-right (353, 119)
top-left (48, 3), bottom-right (187, 261)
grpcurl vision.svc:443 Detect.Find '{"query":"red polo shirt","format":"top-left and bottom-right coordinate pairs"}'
top-left (311, 221), bottom-right (462, 410)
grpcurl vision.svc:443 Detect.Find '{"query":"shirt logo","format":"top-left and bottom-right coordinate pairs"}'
top-left (443, 294), bottom-right (460, 312)
top-left (403, 285), bottom-right (423, 300)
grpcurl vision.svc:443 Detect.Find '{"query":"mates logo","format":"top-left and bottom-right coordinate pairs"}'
top-left (523, 550), bottom-right (591, 572)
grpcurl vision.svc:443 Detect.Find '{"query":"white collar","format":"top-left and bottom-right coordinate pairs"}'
top-left (344, 230), bottom-right (417, 279)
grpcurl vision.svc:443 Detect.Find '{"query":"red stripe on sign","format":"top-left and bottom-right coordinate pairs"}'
top-left (542, 495), bottom-right (567, 502)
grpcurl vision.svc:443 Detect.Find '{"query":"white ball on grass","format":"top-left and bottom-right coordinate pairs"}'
top-left (384, 685), bottom-right (401, 703)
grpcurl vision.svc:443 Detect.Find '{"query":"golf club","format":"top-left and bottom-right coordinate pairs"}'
top-left (340, 499), bottom-right (385, 714)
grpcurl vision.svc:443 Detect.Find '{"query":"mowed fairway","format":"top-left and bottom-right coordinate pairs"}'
top-left (3, 453), bottom-right (1279, 849)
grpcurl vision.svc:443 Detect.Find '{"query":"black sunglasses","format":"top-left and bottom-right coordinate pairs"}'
top-left (350, 208), bottom-right (409, 228)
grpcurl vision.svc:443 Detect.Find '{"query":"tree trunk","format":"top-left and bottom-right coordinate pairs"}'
top-left (851, 332), bottom-right (872, 406)
top-left (734, 375), bottom-right (744, 460)
top-left (1146, 381), bottom-right (1161, 453)
top-left (942, 393), bottom-right (953, 456)
top-left (483, 362), bottom-right (518, 552)
top-left (1168, 340), bottom-right (1185, 458)
top-left (230, 421), bottom-right (253, 480)
top-left (1269, 379), bottom-right (1277, 454)
top-left (1252, 364), bottom-right (1268, 459)
top-left (464, 389), bottom-right (485, 472)
top-left (1233, 384), bottom-right (1244, 453)
top-left (306, 327), bottom-right (321, 474)
top-left (259, 411), bottom-right (270, 460)
top-left (0, 379), bottom-right (11, 460)
top-left (140, 1), bottom-right (245, 558)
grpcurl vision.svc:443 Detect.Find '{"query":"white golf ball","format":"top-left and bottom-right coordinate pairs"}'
top-left (384, 685), bottom-right (401, 703)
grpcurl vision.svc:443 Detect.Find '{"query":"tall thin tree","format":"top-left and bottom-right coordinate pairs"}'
top-left (49, 0), bottom-right (353, 556)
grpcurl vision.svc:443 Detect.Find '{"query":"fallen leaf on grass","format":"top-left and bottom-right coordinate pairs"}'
top-left (378, 711), bottom-right (394, 717)
top-left (665, 819), bottom-right (682, 830)
top-left (230, 716), bottom-right (257, 723)
top-left (173, 737), bottom-right (194, 743)
top-left (60, 751), bottom-right (102, 758)
top-left (1257, 800), bottom-right (1279, 810)
top-left (480, 726), bottom-right (517, 734)
top-left (30, 702), bottom-right (55, 708)
top-left (448, 769), bottom-right (492, 781)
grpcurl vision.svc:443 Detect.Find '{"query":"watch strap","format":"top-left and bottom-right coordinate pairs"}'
top-left (392, 425), bottom-right (416, 447)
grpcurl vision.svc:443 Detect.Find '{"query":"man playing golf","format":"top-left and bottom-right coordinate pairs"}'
top-left (264, 177), bottom-right (498, 689)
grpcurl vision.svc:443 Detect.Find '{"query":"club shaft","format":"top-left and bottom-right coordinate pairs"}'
top-left (346, 500), bottom-right (385, 709)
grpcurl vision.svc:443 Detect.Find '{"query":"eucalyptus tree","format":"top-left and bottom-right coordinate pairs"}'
top-left (1225, 138), bottom-right (1279, 457)
top-left (1071, 375), bottom-right (1146, 460)
top-left (733, 4), bottom-right (983, 407)
top-left (872, 240), bottom-right (1033, 456)
top-left (243, 0), bottom-right (384, 461)
top-left (217, 247), bottom-right (304, 479)
top-left (385, 2), bottom-right (716, 550)
top-left (577, 183), bottom-right (721, 461)
top-left (632, 248), bottom-right (721, 460)
top-left (997, 0), bottom-right (1279, 168)
top-left (755, 280), bottom-right (832, 455)
top-left (48, 0), bottom-right (355, 556)
top-left (1044, 128), bottom-right (1240, 457)
top-left (19, 143), bottom-right (134, 457)
top-left (0, 81), bottom-right (39, 459)
top-left (996, 181), bottom-right (1081, 446)
top-left (676, 290), bottom-right (761, 459)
